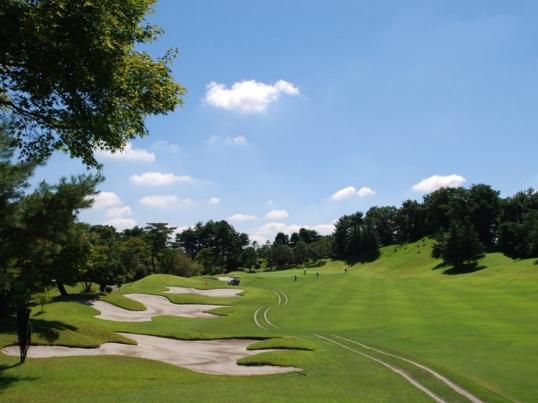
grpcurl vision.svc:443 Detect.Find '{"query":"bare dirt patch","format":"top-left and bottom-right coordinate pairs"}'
top-left (165, 287), bottom-right (243, 297)
top-left (1, 333), bottom-right (301, 376)
top-left (90, 293), bottom-right (226, 322)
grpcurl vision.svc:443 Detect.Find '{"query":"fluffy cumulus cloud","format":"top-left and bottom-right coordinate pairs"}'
top-left (256, 222), bottom-right (288, 234)
top-left (106, 206), bottom-right (132, 218)
top-left (284, 224), bottom-right (302, 234)
top-left (90, 191), bottom-right (121, 208)
top-left (205, 79), bottom-right (299, 113)
top-left (139, 195), bottom-right (192, 207)
top-left (227, 214), bottom-right (256, 222)
top-left (312, 224), bottom-right (335, 235)
top-left (265, 210), bottom-right (289, 219)
top-left (95, 143), bottom-right (155, 162)
top-left (357, 187), bottom-right (375, 198)
top-left (412, 174), bottom-right (466, 192)
top-left (331, 186), bottom-right (375, 201)
top-left (208, 197), bottom-right (220, 205)
top-left (129, 172), bottom-right (193, 186)
top-left (104, 217), bottom-right (137, 230)
top-left (249, 234), bottom-right (268, 245)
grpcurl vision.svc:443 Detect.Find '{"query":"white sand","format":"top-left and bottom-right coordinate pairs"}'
top-left (165, 287), bottom-right (243, 297)
top-left (89, 293), bottom-right (227, 322)
top-left (1, 333), bottom-right (301, 376)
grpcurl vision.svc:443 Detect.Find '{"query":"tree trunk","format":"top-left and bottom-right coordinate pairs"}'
top-left (56, 281), bottom-right (68, 296)
top-left (17, 307), bottom-right (32, 363)
top-left (0, 291), bottom-right (10, 318)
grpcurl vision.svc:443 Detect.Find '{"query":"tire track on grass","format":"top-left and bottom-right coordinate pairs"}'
top-left (332, 335), bottom-right (484, 403)
top-left (253, 306), bottom-right (267, 330)
top-left (254, 290), bottom-right (287, 330)
top-left (315, 334), bottom-right (446, 403)
top-left (273, 290), bottom-right (282, 305)
top-left (263, 307), bottom-right (279, 328)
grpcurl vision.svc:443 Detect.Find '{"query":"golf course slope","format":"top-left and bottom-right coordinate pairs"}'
top-left (1, 239), bottom-right (537, 402)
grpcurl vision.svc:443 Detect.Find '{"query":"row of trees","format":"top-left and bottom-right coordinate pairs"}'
top-left (330, 184), bottom-right (538, 267)
top-left (256, 229), bottom-right (333, 270)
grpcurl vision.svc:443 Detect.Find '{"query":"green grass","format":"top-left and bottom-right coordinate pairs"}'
top-left (2, 240), bottom-right (538, 402)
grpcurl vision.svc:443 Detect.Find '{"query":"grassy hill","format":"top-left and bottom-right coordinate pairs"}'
top-left (1, 239), bottom-right (537, 402)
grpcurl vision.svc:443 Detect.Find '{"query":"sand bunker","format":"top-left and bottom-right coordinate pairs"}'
top-left (90, 293), bottom-right (227, 322)
top-left (1, 333), bottom-right (300, 376)
top-left (165, 287), bottom-right (243, 297)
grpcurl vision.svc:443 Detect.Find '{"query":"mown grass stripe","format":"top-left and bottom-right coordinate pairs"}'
top-left (333, 335), bottom-right (484, 403)
top-left (315, 334), bottom-right (446, 403)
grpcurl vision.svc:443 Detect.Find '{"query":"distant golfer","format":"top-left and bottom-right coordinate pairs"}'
top-left (316, 272), bottom-right (319, 279)
top-left (345, 267), bottom-right (347, 275)
top-left (294, 274), bottom-right (298, 281)
top-left (304, 269), bottom-right (306, 275)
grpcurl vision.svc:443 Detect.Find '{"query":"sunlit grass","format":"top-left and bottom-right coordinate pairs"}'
top-left (2, 244), bottom-right (537, 402)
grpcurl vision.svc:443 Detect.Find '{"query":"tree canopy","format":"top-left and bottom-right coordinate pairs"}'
top-left (0, 0), bottom-right (186, 166)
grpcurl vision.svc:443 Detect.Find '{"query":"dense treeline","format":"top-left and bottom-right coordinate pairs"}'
top-left (332, 184), bottom-right (538, 265)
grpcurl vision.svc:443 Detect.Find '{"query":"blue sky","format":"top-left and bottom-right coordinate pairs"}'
top-left (34, 0), bottom-right (538, 244)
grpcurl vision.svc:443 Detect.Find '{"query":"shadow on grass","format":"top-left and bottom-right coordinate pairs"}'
top-left (0, 363), bottom-right (38, 392)
top-left (431, 261), bottom-right (487, 275)
top-left (31, 319), bottom-right (78, 344)
top-left (344, 250), bottom-right (381, 267)
top-left (51, 292), bottom-right (104, 304)
top-left (428, 261), bottom-right (488, 275)
top-left (443, 264), bottom-right (487, 275)
top-left (431, 262), bottom-right (448, 271)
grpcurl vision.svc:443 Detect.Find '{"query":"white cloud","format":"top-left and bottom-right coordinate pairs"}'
top-left (357, 187), bottom-right (375, 198)
top-left (205, 79), bottom-right (299, 113)
top-left (104, 218), bottom-right (137, 230)
top-left (106, 206), bottom-right (132, 218)
top-left (266, 209), bottom-right (289, 219)
top-left (227, 214), bottom-right (256, 221)
top-left (208, 197), bottom-right (221, 205)
top-left (331, 186), bottom-right (375, 201)
top-left (331, 186), bottom-right (358, 201)
top-left (90, 192), bottom-right (121, 208)
top-left (249, 235), bottom-right (268, 245)
top-left (266, 200), bottom-right (273, 206)
top-left (312, 224), bottom-right (335, 235)
top-left (256, 222), bottom-right (287, 234)
top-left (95, 143), bottom-right (155, 162)
top-left (139, 195), bottom-right (192, 207)
top-left (284, 224), bottom-right (302, 234)
top-left (129, 172), bottom-right (194, 186)
top-left (412, 174), bottom-right (466, 192)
